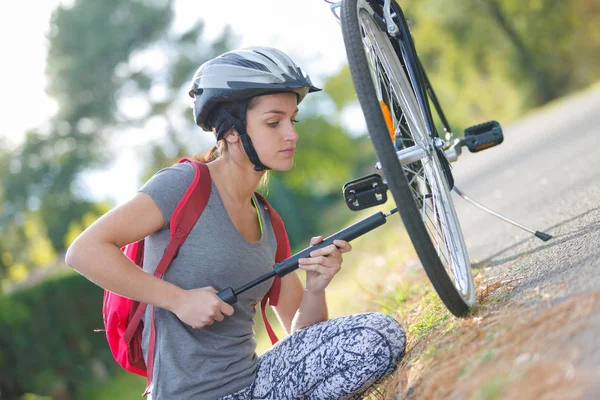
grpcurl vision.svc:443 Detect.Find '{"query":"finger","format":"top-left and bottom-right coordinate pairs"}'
top-left (309, 244), bottom-right (339, 258)
top-left (221, 303), bottom-right (235, 316)
top-left (298, 263), bottom-right (331, 276)
top-left (300, 256), bottom-right (341, 274)
top-left (333, 240), bottom-right (353, 253)
top-left (303, 256), bottom-right (342, 271)
top-left (310, 236), bottom-right (324, 245)
top-left (300, 255), bottom-right (330, 266)
top-left (213, 312), bottom-right (225, 322)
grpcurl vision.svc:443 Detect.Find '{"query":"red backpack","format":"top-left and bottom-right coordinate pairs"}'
top-left (101, 159), bottom-right (290, 395)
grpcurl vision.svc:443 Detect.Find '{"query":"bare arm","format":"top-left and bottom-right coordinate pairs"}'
top-left (272, 272), bottom-right (304, 334)
top-left (65, 192), bottom-right (184, 311)
top-left (65, 192), bottom-right (233, 328)
top-left (272, 272), bottom-right (330, 334)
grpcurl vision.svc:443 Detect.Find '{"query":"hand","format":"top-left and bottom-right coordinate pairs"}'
top-left (298, 237), bottom-right (353, 293)
top-left (170, 286), bottom-right (234, 329)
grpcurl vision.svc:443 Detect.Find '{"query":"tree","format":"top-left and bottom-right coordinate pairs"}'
top-left (0, 0), bottom-right (235, 282)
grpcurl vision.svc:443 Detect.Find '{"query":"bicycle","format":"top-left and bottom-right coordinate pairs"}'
top-left (330, 0), bottom-right (552, 316)
top-left (217, 0), bottom-right (552, 317)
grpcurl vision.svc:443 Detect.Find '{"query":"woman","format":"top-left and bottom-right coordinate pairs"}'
top-left (66, 47), bottom-right (405, 399)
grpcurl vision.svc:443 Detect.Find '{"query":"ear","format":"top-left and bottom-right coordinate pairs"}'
top-left (223, 128), bottom-right (239, 144)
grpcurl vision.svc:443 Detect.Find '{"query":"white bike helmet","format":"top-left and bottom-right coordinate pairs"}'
top-left (189, 46), bottom-right (320, 131)
top-left (188, 47), bottom-right (320, 171)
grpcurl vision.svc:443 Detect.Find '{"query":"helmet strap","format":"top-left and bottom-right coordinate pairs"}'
top-left (210, 101), bottom-right (270, 172)
top-left (238, 130), bottom-right (270, 172)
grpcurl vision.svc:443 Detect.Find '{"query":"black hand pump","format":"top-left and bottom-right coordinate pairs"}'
top-left (217, 209), bottom-right (397, 304)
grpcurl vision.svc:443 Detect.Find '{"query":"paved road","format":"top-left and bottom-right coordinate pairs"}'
top-left (450, 83), bottom-right (600, 302)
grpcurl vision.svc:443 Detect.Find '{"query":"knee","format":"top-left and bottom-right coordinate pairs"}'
top-left (350, 312), bottom-right (406, 364)
top-left (368, 313), bottom-right (406, 361)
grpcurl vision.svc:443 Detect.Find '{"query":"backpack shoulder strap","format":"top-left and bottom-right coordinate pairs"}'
top-left (156, 159), bottom-right (211, 276)
top-left (255, 193), bottom-right (291, 345)
top-left (168, 159), bottom-right (211, 247)
top-left (124, 159), bottom-right (211, 341)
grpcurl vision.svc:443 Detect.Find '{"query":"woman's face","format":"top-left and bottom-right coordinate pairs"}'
top-left (245, 92), bottom-right (299, 171)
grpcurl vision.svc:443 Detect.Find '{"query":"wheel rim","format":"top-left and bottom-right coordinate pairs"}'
top-left (356, 1), bottom-right (474, 304)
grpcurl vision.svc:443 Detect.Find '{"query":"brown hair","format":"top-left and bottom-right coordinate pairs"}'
top-left (192, 139), bottom-right (228, 163)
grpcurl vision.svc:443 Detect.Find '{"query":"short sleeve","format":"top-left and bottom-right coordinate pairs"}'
top-left (138, 162), bottom-right (196, 228)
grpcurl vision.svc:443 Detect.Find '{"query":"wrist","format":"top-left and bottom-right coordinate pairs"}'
top-left (304, 286), bottom-right (326, 296)
top-left (162, 284), bottom-right (185, 312)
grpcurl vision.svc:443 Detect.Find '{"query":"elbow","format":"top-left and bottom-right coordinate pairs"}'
top-left (64, 242), bottom-right (79, 269)
top-left (65, 238), bottom-right (86, 270)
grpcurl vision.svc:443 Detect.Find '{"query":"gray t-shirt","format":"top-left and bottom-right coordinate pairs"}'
top-left (138, 162), bottom-right (277, 399)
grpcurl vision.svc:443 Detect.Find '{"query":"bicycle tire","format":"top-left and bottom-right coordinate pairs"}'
top-left (341, 0), bottom-right (475, 316)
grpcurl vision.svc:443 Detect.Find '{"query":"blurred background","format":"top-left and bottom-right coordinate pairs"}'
top-left (0, 0), bottom-right (598, 398)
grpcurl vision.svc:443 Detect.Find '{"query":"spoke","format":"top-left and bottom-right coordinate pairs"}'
top-left (406, 165), bottom-right (423, 186)
top-left (422, 219), bottom-right (454, 268)
top-left (402, 163), bottom-right (423, 180)
top-left (408, 181), bottom-right (457, 270)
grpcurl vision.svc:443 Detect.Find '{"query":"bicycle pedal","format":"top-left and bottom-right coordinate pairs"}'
top-left (343, 174), bottom-right (388, 211)
top-left (462, 121), bottom-right (504, 153)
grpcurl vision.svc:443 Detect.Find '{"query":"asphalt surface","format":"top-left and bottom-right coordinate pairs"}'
top-left (450, 83), bottom-right (600, 303)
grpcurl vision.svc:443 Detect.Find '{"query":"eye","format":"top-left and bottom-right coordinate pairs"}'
top-left (292, 119), bottom-right (300, 124)
top-left (267, 121), bottom-right (279, 128)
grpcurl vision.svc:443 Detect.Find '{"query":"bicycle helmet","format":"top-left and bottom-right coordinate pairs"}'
top-left (188, 47), bottom-right (320, 171)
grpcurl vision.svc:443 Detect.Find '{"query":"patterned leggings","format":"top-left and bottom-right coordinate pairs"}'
top-left (218, 312), bottom-right (406, 400)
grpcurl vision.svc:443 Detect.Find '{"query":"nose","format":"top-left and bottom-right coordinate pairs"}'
top-left (284, 121), bottom-right (299, 142)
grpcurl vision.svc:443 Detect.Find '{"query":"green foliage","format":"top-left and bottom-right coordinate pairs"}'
top-left (46, 0), bottom-right (174, 123)
top-left (402, 0), bottom-right (600, 133)
top-left (323, 66), bottom-right (357, 111)
top-left (1, 0), bottom-right (176, 263)
top-left (0, 274), bottom-right (113, 399)
top-left (77, 370), bottom-right (144, 400)
top-left (0, 0), bottom-right (235, 281)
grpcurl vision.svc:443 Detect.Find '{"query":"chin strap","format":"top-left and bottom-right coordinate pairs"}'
top-left (209, 101), bottom-right (270, 172)
top-left (238, 130), bottom-right (269, 172)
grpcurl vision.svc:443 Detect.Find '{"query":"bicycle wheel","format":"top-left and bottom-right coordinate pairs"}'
top-left (341, 0), bottom-right (475, 316)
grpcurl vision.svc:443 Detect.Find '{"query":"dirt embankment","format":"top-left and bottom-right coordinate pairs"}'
top-left (363, 268), bottom-right (600, 400)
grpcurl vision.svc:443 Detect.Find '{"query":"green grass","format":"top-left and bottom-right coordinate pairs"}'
top-left (407, 290), bottom-right (453, 339)
top-left (477, 349), bottom-right (497, 364)
top-left (470, 375), bottom-right (508, 400)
